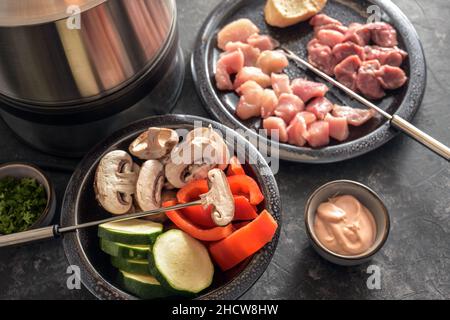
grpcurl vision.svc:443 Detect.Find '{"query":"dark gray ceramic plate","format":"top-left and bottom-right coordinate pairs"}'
top-left (61, 115), bottom-right (281, 300)
top-left (191, 0), bottom-right (426, 163)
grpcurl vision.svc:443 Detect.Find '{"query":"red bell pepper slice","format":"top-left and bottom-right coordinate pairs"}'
top-left (209, 210), bottom-right (278, 271)
top-left (227, 175), bottom-right (264, 205)
top-left (227, 156), bottom-right (246, 176)
top-left (163, 200), bottom-right (234, 241)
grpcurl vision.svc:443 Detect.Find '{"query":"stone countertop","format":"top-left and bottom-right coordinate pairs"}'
top-left (0, 0), bottom-right (448, 300)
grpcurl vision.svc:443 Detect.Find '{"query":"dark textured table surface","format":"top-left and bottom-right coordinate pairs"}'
top-left (0, 0), bottom-right (449, 300)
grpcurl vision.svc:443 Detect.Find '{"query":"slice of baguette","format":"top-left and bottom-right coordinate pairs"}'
top-left (265, 0), bottom-right (328, 28)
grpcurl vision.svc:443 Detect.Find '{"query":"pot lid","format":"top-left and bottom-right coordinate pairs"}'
top-left (0, 0), bottom-right (106, 27)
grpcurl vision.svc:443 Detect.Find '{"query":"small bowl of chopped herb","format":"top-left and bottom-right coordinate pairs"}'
top-left (0, 163), bottom-right (56, 235)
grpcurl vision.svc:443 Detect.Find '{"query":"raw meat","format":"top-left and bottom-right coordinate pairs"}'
top-left (215, 49), bottom-right (245, 90)
top-left (377, 65), bottom-right (408, 90)
top-left (287, 114), bottom-right (308, 147)
top-left (256, 50), bottom-right (289, 75)
top-left (234, 67), bottom-right (272, 89)
top-left (260, 89), bottom-right (279, 119)
top-left (235, 81), bottom-right (264, 120)
top-left (306, 121), bottom-right (330, 148)
top-left (334, 55), bottom-right (362, 91)
top-left (343, 23), bottom-right (371, 46)
top-left (271, 73), bottom-right (292, 97)
top-left (274, 93), bottom-right (305, 124)
top-left (332, 105), bottom-right (376, 127)
top-left (368, 22), bottom-right (398, 47)
top-left (364, 46), bottom-right (407, 67)
top-left (217, 19), bottom-right (259, 50)
top-left (225, 42), bottom-right (261, 67)
top-left (332, 42), bottom-right (365, 63)
top-left (307, 39), bottom-right (336, 75)
top-left (263, 117), bottom-right (289, 143)
top-left (325, 113), bottom-right (349, 141)
top-left (356, 60), bottom-right (385, 100)
top-left (306, 97), bottom-right (334, 120)
top-left (314, 23), bottom-right (349, 36)
top-left (298, 111), bottom-right (317, 125)
top-left (316, 29), bottom-right (346, 47)
top-left (247, 34), bottom-right (280, 51)
top-left (291, 79), bottom-right (329, 103)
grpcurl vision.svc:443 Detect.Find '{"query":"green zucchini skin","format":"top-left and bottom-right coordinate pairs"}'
top-left (98, 220), bottom-right (163, 245)
top-left (111, 256), bottom-right (151, 276)
top-left (118, 271), bottom-right (171, 300)
top-left (100, 239), bottom-right (150, 260)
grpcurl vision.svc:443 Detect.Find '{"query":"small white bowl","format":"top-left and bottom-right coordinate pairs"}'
top-left (0, 162), bottom-right (56, 234)
top-left (304, 180), bottom-right (390, 266)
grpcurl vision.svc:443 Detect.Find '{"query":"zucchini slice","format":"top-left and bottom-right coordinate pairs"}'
top-left (98, 219), bottom-right (163, 245)
top-left (100, 239), bottom-right (150, 260)
top-left (149, 229), bottom-right (214, 296)
top-left (111, 256), bottom-right (151, 276)
top-left (118, 271), bottom-right (171, 299)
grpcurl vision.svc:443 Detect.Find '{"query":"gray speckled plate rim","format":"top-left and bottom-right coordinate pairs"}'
top-left (191, 0), bottom-right (427, 163)
top-left (61, 114), bottom-right (282, 300)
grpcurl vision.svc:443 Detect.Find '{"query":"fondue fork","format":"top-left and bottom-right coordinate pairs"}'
top-left (280, 47), bottom-right (450, 162)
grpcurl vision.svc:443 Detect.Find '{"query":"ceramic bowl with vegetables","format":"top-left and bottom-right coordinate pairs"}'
top-left (61, 115), bottom-right (281, 300)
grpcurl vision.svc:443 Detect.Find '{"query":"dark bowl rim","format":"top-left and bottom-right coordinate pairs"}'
top-left (304, 180), bottom-right (390, 261)
top-left (61, 114), bottom-right (282, 300)
top-left (0, 162), bottom-right (55, 232)
top-left (191, 0), bottom-right (427, 163)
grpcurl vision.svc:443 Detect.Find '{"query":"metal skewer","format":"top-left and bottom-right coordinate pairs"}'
top-left (281, 47), bottom-right (450, 162)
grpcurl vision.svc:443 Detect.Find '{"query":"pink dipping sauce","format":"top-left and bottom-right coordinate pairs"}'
top-left (314, 195), bottom-right (377, 256)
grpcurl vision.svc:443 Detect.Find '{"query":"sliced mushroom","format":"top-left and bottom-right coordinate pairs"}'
top-left (94, 150), bottom-right (138, 215)
top-left (135, 160), bottom-right (165, 212)
top-left (200, 169), bottom-right (235, 226)
top-left (165, 127), bottom-right (230, 188)
top-left (129, 127), bottom-right (179, 160)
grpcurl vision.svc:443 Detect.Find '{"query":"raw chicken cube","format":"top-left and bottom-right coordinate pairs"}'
top-left (314, 23), bottom-right (348, 36)
top-left (343, 23), bottom-right (371, 46)
top-left (218, 19), bottom-right (260, 50)
top-left (274, 93), bottom-right (305, 124)
top-left (247, 34), bottom-right (280, 51)
top-left (287, 114), bottom-right (308, 147)
top-left (225, 42), bottom-right (261, 67)
top-left (256, 50), bottom-right (289, 75)
top-left (215, 49), bottom-right (245, 90)
top-left (291, 79), bottom-right (329, 103)
top-left (325, 113), bottom-right (350, 141)
top-left (263, 117), bottom-right (289, 143)
top-left (364, 46), bottom-right (407, 67)
top-left (260, 89), bottom-right (279, 119)
top-left (298, 111), bottom-right (317, 125)
top-left (306, 97), bottom-right (334, 120)
top-left (271, 73), bottom-right (292, 97)
top-left (306, 121), bottom-right (330, 148)
top-left (234, 67), bottom-right (272, 89)
top-left (235, 81), bottom-right (264, 120)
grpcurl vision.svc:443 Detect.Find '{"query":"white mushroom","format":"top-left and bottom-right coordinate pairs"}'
top-left (165, 127), bottom-right (230, 188)
top-left (129, 127), bottom-right (179, 160)
top-left (135, 160), bottom-right (165, 212)
top-left (200, 169), bottom-right (235, 226)
top-left (94, 150), bottom-right (138, 215)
